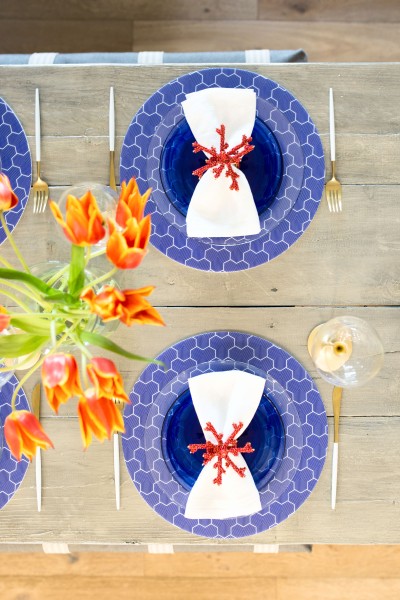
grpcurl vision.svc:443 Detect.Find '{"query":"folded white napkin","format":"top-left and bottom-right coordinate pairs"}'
top-left (184, 370), bottom-right (264, 519)
top-left (181, 88), bottom-right (261, 238)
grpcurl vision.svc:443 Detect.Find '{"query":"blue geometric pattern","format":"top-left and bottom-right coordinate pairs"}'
top-left (0, 98), bottom-right (31, 244)
top-left (120, 68), bottom-right (325, 272)
top-left (122, 332), bottom-right (328, 538)
top-left (0, 376), bottom-right (30, 509)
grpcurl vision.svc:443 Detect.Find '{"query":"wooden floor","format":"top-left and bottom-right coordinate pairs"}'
top-left (0, 0), bottom-right (399, 61)
top-left (1, 1), bottom-right (400, 599)
top-left (1, 546), bottom-right (400, 599)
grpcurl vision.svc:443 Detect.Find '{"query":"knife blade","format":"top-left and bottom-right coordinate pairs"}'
top-left (331, 385), bottom-right (343, 510)
top-left (32, 383), bottom-right (42, 512)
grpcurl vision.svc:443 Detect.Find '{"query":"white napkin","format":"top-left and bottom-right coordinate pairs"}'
top-left (181, 88), bottom-right (261, 238)
top-left (184, 370), bottom-right (264, 519)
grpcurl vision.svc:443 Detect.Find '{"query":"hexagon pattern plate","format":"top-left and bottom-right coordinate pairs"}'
top-left (0, 377), bottom-right (30, 509)
top-left (122, 331), bottom-right (328, 538)
top-left (0, 98), bottom-right (31, 244)
top-left (120, 68), bottom-right (325, 272)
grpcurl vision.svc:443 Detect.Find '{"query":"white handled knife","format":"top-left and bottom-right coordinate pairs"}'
top-left (331, 386), bottom-right (343, 510)
top-left (109, 86), bottom-right (117, 191)
top-left (32, 383), bottom-right (42, 512)
top-left (113, 432), bottom-right (120, 510)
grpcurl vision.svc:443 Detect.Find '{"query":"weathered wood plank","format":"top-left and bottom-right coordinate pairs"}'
top-left (20, 133), bottom-right (399, 186)
top-left (133, 20), bottom-right (400, 62)
top-left (1, 415), bottom-right (400, 544)
top-left (1, 65), bottom-right (399, 136)
top-left (4, 186), bottom-right (399, 308)
top-left (258, 0), bottom-right (400, 22)
top-left (0, 0), bottom-right (257, 21)
top-left (12, 307), bottom-right (399, 419)
top-left (0, 20), bottom-right (133, 54)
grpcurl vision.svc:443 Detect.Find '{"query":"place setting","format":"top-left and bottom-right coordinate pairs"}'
top-left (120, 67), bottom-right (325, 272)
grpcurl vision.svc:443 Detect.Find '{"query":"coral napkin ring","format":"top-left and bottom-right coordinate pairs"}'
top-left (188, 421), bottom-right (255, 485)
top-left (192, 124), bottom-right (254, 191)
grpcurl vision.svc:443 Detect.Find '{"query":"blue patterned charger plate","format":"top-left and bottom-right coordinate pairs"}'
top-left (0, 377), bottom-right (30, 509)
top-left (120, 68), bottom-right (324, 271)
top-left (0, 98), bottom-right (31, 244)
top-left (122, 332), bottom-right (328, 539)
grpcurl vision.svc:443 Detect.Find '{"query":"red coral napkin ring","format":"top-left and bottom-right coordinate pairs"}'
top-left (188, 421), bottom-right (255, 485)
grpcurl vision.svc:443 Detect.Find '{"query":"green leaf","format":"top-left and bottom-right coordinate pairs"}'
top-left (0, 268), bottom-right (76, 304)
top-left (41, 292), bottom-right (78, 305)
top-left (0, 333), bottom-right (47, 358)
top-left (0, 268), bottom-right (55, 295)
top-left (10, 317), bottom-right (63, 336)
top-left (68, 245), bottom-right (85, 297)
top-left (79, 331), bottom-right (165, 368)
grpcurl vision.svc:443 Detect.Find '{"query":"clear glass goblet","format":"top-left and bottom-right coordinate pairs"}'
top-left (308, 316), bottom-right (384, 388)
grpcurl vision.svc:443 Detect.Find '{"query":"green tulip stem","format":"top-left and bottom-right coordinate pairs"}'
top-left (81, 266), bottom-right (118, 293)
top-left (0, 281), bottom-right (50, 310)
top-left (0, 288), bottom-right (31, 312)
top-left (0, 212), bottom-right (30, 273)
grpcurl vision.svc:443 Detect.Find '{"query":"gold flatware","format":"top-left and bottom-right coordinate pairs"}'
top-left (33, 89), bottom-right (49, 213)
top-left (32, 382), bottom-right (42, 512)
top-left (331, 385), bottom-right (343, 509)
top-left (109, 87), bottom-right (117, 191)
top-left (325, 88), bottom-right (342, 213)
top-left (113, 399), bottom-right (124, 510)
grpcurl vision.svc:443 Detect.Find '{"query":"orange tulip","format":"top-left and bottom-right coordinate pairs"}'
top-left (0, 306), bottom-right (10, 332)
top-left (49, 190), bottom-right (105, 246)
top-left (86, 357), bottom-right (129, 403)
top-left (77, 388), bottom-right (124, 449)
top-left (116, 177), bottom-right (151, 229)
top-left (81, 285), bottom-right (165, 327)
top-left (106, 216), bottom-right (150, 269)
top-left (0, 173), bottom-right (18, 211)
top-left (4, 410), bottom-right (54, 461)
top-left (42, 354), bottom-right (82, 413)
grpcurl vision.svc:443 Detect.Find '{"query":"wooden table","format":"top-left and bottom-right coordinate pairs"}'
top-left (0, 64), bottom-right (399, 551)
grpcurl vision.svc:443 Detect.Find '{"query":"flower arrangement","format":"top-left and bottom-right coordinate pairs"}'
top-left (0, 174), bottom-right (164, 461)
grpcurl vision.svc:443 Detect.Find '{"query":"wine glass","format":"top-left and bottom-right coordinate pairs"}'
top-left (307, 316), bottom-right (384, 388)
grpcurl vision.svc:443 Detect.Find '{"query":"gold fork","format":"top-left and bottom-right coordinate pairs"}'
top-left (113, 398), bottom-right (125, 510)
top-left (33, 89), bottom-right (49, 214)
top-left (325, 88), bottom-right (342, 213)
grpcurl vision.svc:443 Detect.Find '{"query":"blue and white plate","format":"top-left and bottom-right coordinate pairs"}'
top-left (0, 377), bottom-right (30, 509)
top-left (122, 332), bottom-right (328, 539)
top-left (120, 68), bottom-right (324, 272)
top-left (0, 98), bottom-right (31, 244)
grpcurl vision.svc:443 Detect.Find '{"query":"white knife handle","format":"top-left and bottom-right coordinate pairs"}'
top-left (36, 446), bottom-right (42, 512)
top-left (113, 433), bottom-right (120, 510)
top-left (329, 87), bottom-right (335, 162)
top-left (331, 442), bottom-right (338, 510)
top-left (109, 87), bottom-right (115, 152)
top-left (35, 88), bottom-right (41, 162)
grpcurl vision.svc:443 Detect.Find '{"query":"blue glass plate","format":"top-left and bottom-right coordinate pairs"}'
top-left (160, 117), bottom-right (283, 218)
top-left (162, 388), bottom-right (285, 491)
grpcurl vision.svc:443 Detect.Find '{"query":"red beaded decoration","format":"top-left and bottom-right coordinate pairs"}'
top-left (192, 124), bottom-right (254, 191)
top-left (188, 421), bottom-right (255, 486)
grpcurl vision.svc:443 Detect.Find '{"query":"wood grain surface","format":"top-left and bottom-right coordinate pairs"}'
top-left (0, 64), bottom-right (398, 547)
